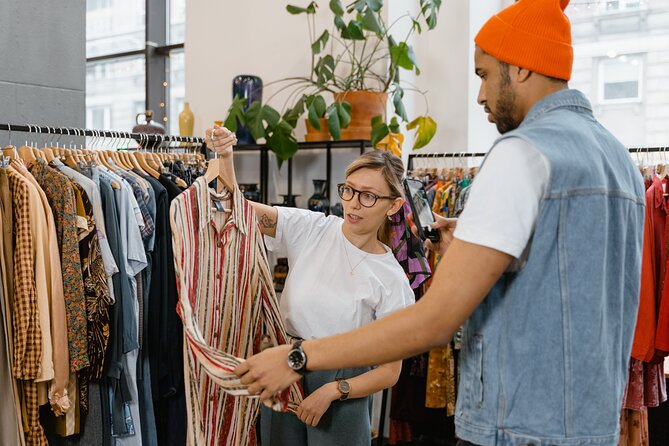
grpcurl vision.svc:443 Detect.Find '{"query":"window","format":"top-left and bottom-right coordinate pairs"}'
top-left (86, 0), bottom-right (185, 133)
top-left (86, 57), bottom-right (145, 131)
top-left (88, 0), bottom-right (111, 12)
top-left (87, 106), bottom-right (111, 130)
top-left (86, 0), bottom-right (145, 58)
top-left (599, 55), bottom-right (643, 102)
top-left (169, 50), bottom-right (185, 133)
top-left (605, 0), bottom-right (642, 12)
top-left (169, 0), bottom-right (186, 45)
top-left (565, 2), bottom-right (669, 147)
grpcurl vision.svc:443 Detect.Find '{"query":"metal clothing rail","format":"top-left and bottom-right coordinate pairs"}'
top-left (628, 146), bottom-right (669, 153)
top-left (407, 151), bottom-right (487, 171)
top-left (409, 146), bottom-right (669, 171)
top-left (0, 122), bottom-right (204, 145)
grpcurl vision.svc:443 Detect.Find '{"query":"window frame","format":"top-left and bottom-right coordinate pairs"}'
top-left (86, 0), bottom-right (184, 132)
top-left (597, 54), bottom-right (644, 105)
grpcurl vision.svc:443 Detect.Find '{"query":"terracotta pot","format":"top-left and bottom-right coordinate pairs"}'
top-left (334, 91), bottom-right (388, 141)
top-left (304, 118), bottom-right (331, 142)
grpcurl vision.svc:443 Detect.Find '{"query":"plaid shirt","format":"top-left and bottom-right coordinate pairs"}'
top-left (6, 168), bottom-right (48, 445)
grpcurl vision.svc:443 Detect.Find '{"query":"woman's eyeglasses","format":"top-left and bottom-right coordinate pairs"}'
top-left (337, 183), bottom-right (395, 208)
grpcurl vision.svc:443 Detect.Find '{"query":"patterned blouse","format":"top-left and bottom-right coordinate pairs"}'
top-left (170, 177), bottom-right (302, 446)
top-left (72, 182), bottom-right (112, 413)
top-left (30, 161), bottom-right (89, 372)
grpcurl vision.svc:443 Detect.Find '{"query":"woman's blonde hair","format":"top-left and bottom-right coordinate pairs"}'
top-left (345, 150), bottom-right (405, 245)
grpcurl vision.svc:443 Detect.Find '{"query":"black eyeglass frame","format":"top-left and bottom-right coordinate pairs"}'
top-left (336, 183), bottom-right (397, 208)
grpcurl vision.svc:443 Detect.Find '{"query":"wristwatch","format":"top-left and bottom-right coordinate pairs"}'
top-left (287, 340), bottom-right (308, 375)
top-left (336, 379), bottom-right (351, 401)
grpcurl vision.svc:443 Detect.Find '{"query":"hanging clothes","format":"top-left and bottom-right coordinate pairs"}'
top-left (0, 167), bottom-right (25, 446)
top-left (30, 161), bottom-right (90, 373)
top-left (170, 177), bottom-right (302, 446)
top-left (5, 166), bottom-right (47, 445)
top-left (136, 169), bottom-right (187, 446)
top-left (626, 175), bottom-right (668, 412)
top-left (11, 160), bottom-right (71, 416)
top-left (618, 408), bottom-right (649, 446)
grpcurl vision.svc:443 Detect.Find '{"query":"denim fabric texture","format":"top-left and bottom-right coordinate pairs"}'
top-left (455, 89), bottom-right (645, 446)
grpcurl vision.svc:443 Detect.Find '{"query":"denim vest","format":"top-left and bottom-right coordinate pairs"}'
top-left (455, 89), bottom-right (645, 446)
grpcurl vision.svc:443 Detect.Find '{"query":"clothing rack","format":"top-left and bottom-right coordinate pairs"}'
top-left (409, 146), bottom-right (669, 171)
top-left (407, 151), bottom-right (487, 171)
top-left (0, 122), bottom-right (205, 146)
top-left (628, 146), bottom-right (669, 153)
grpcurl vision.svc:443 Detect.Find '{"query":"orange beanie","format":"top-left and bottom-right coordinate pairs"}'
top-left (475, 0), bottom-right (573, 81)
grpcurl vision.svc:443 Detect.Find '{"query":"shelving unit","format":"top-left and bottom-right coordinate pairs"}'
top-left (233, 140), bottom-right (372, 204)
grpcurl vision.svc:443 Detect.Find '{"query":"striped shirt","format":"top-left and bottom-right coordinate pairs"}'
top-left (170, 177), bottom-right (302, 446)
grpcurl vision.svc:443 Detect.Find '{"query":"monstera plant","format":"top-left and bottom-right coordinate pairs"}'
top-left (225, 0), bottom-right (441, 163)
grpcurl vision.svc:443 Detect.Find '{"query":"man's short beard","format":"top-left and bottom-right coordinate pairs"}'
top-left (494, 61), bottom-right (520, 134)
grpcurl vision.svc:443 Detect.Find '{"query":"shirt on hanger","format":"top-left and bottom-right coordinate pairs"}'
top-left (134, 169), bottom-right (186, 446)
top-left (5, 167), bottom-right (47, 445)
top-left (170, 178), bottom-right (302, 446)
top-left (52, 160), bottom-right (119, 281)
top-left (30, 161), bottom-right (90, 372)
top-left (10, 161), bottom-right (71, 414)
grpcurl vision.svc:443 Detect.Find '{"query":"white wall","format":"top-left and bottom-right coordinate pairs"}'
top-left (185, 1), bottom-right (510, 175)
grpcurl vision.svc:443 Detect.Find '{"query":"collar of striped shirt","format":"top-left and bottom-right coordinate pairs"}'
top-left (197, 177), bottom-right (247, 236)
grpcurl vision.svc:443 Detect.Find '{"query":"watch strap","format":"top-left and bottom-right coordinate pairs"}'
top-left (336, 378), bottom-right (350, 401)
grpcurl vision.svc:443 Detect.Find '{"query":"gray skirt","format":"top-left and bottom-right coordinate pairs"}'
top-left (260, 367), bottom-right (372, 446)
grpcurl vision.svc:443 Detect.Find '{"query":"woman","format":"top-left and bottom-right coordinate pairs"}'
top-left (206, 126), bottom-right (414, 446)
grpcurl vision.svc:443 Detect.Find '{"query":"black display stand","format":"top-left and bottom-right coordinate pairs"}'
top-left (234, 140), bottom-right (371, 204)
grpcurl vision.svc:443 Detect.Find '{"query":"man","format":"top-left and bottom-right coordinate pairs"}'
top-left (233, 0), bottom-right (645, 444)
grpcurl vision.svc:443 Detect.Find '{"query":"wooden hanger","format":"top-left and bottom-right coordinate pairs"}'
top-left (133, 151), bottom-right (160, 179)
top-left (40, 147), bottom-right (56, 162)
top-left (17, 128), bottom-right (38, 164)
top-left (3, 145), bottom-right (17, 160)
top-left (62, 148), bottom-right (78, 169)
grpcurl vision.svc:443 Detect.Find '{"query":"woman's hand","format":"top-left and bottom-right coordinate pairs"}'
top-left (205, 125), bottom-right (238, 188)
top-left (295, 382), bottom-right (339, 427)
top-left (205, 125), bottom-right (237, 157)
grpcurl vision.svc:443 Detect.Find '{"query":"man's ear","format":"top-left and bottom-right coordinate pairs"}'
top-left (514, 65), bottom-right (532, 83)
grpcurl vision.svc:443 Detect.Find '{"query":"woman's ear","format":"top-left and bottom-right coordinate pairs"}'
top-left (387, 197), bottom-right (404, 217)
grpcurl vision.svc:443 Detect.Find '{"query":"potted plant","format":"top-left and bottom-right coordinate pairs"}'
top-left (224, 0), bottom-right (441, 164)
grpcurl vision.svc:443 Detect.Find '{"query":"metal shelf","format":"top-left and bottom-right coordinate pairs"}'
top-left (233, 140), bottom-right (371, 204)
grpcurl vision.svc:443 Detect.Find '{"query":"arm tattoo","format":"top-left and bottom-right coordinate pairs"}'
top-left (259, 213), bottom-right (277, 229)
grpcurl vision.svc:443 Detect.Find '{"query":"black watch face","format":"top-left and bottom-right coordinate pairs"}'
top-left (288, 349), bottom-right (306, 370)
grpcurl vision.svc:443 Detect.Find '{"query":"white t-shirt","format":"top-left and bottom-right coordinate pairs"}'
top-left (453, 137), bottom-right (550, 271)
top-left (265, 207), bottom-right (415, 340)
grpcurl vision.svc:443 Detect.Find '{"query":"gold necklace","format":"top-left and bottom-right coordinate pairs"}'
top-left (342, 238), bottom-right (369, 276)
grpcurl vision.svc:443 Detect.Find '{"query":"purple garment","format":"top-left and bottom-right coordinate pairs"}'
top-left (389, 202), bottom-right (431, 289)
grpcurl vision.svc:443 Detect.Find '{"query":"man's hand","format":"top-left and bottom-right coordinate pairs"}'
top-left (295, 382), bottom-right (339, 426)
top-left (205, 125), bottom-right (237, 157)
top-left (234, 344), bottom-right (302, 401)
top-left (407, 212), bottom-right (457, 256)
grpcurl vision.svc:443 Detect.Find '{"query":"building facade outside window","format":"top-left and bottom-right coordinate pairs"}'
top-left (566, 0), bottom-right (669, 147)
top-left (86, 0), bottom-right (185, 134)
